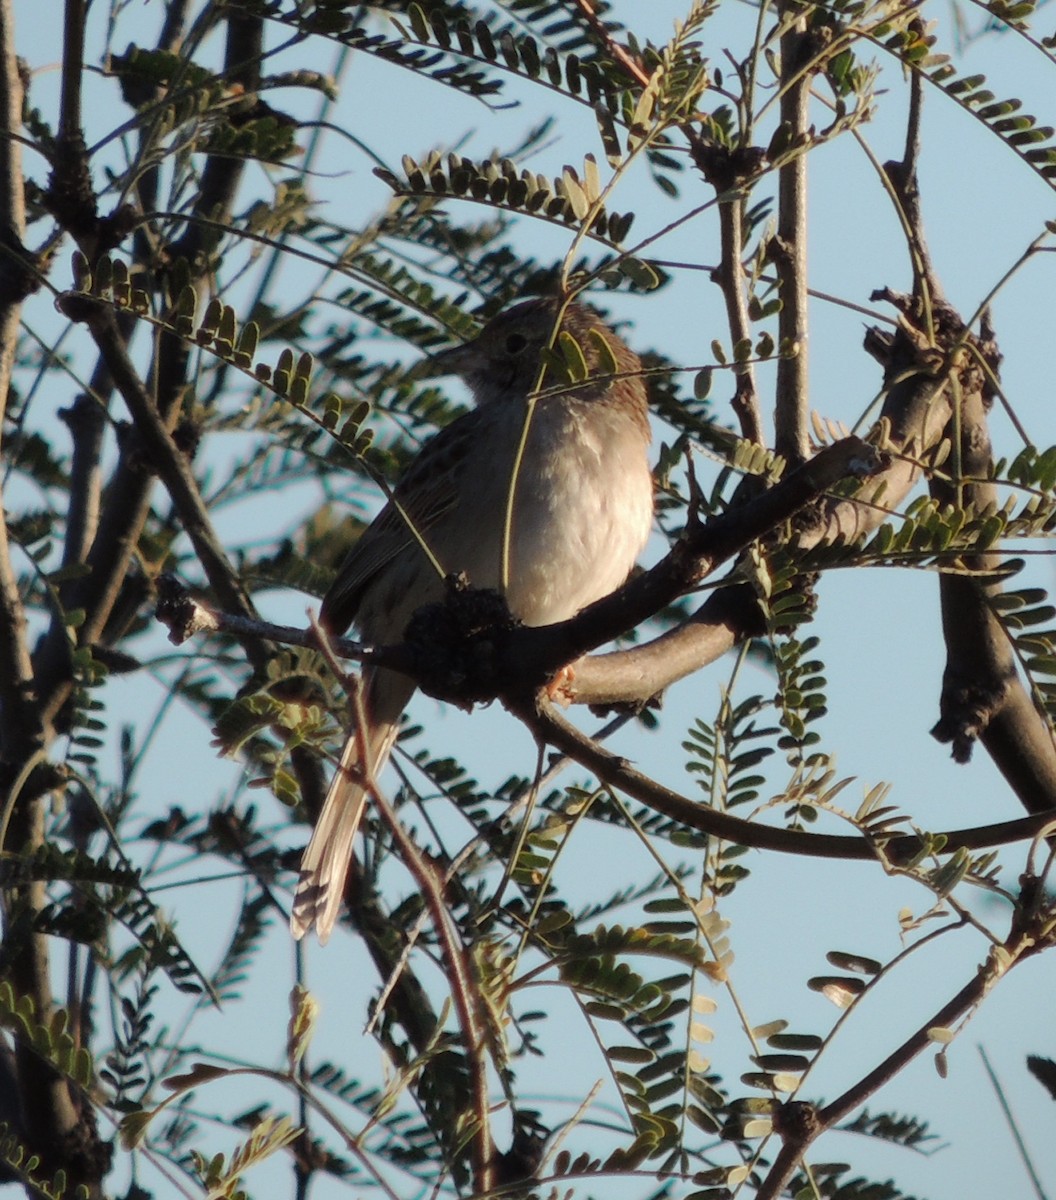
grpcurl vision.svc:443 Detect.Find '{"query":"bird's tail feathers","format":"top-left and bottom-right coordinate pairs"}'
top-left (291, 677), bottom-right (407, 942)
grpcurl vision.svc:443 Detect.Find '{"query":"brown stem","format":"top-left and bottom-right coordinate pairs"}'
top-left (567, 0), bottom-right (650, 87)
top-left (509, 437), bottom-right (879, 679)
top-left (883, 50), bottom-right (940, 309)
top-left (36, 8), bottom-right (264, 733)
top-left (156, 580), bottom-right (1056, 863)
top-left (810, 294), bottom-right (956, 548)
top-left (33, 314), bottom-right (143, 727)
top-left (757, 966), bottom-right (993, 1200)
top-left (928, 327), bottom-right (1056, 812)
top-left (363, 692), bottom-right (494, 1192)
top-left (151, 6), bottom-right (264, 535)
top-left (773, 10), bottom-right (810, 466)
top-left (45, 0), bottom-right (98, 249)
top-left (74, 303), bottom-right (258, 624)
top-left (570, 325), bottom-right (961, 704)
top-left (570, 580), bottom-right (761, 705)
top-left (58, 0), bottom-right (88, 141)
top-left (0, 2), bottom-right (105, 1187)
top-left (516, 693), bottom-right (1056, 862)
top-left (716, 189), bottom-right (764, 445)
top-left (158, 437), bottom-right (880, 707)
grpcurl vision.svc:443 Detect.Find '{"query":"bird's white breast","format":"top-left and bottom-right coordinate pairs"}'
top-left (495, 397), bottom-right (653, 626)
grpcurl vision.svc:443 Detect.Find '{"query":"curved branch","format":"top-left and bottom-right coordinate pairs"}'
top-left (157, 436), bottom-right (882, 704)
top-left (571, 580), bottom-right (760, 705)
top-left (574, 322), bottom-right (958, 705)
top-left (514, 692), bottom-right (1056, 863)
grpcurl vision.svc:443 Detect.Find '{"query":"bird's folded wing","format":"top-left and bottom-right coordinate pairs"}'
top-left (321, 411), bottom-right (480, 631)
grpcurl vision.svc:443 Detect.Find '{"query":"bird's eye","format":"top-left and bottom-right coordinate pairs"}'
top-left (504, 332), bottom-right (528, 355)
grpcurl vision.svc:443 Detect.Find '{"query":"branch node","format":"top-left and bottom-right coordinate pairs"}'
top-left (772, 1099), bottom-right (821, 1145)
top-left (404, 574), bottom-right (521, 710)
top-left (155, 574), bottom-right (219, 645)
top-left (931, 675), bottom-right (1012, 764)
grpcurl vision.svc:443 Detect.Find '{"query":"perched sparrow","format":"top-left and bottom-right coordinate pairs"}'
top-left (292, 298), bottom-right (653, 942)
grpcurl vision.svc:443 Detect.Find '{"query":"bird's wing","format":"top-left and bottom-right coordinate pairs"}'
top-left (320, 409), bottom-right (481, 633)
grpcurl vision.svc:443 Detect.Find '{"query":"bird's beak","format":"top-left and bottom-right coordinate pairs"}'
top-left (413, 337), bottom-right (478, 381)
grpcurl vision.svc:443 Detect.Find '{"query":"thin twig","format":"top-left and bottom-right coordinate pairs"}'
top-left (979, 1044), bottom-right (1051, 1200)
top-left (716, 188), bottom-right (764, 444)
top-left (75, 304), bottom-right (258, 625)
top-left (567, 0), bottom-right (650, 86)
top-left (364, 708), bottom-right (496, 1193)
top-left (757, 967), bottom-right (993, 1200)
top-left (773, 8), bottom-right (811, 465)
top-left (516, 694), bottom-right (1056, 862)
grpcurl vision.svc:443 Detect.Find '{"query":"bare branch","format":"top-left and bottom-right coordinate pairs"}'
top-left (506, 436), bottom-right (882, 683)
top-left (758, 882), bottom-right (1054, 1198)
top-left (929, 321), bottom-right (1056, 812)
top-left (161, 436), bottom-right (881, 712)
top-left (883, 50), bottom-right (941, 313)
top-left (689, 134), bottom-right (767, 444)
top-left (757, 966), bottom-right (992, 1199)
top-left (0, 2), bottom-right (108, 1188)
top-left (68, 302), bottom-right (257, 624)
top-left (773, 9), bottom-right (811, 465)
top-left (571, 580), bottom-right (760, 705)
top-left (718, 190), bottom-right (764, 444)
top-left (515, 693), bottom-right (1056, 863)
top-left (0, 0), bottom-right (32, 733)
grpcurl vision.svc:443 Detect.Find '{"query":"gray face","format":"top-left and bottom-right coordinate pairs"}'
top-left (427, 299), bottom-right (625, 404)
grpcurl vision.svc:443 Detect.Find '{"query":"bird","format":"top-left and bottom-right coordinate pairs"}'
top-left (291, 297), bottom-right (653, 942)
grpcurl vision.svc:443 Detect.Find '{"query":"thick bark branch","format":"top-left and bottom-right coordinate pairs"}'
top-left (0, 4), bottom-right (109, 1188)
top-left (494, 437), bottom-right (881, 690)
top-left (574, 311), bottom-right (958, 706)
top-left (157, 436), bottom-right (882, 704)
top-left (571, 580), bottom-right (761, 705)
top-left (928, 335), bottom-right (1056, 812)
